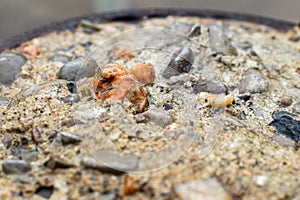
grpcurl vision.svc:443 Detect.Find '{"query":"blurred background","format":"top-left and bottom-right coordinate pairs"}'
top-left (0, 0), bottom-right (299, 42)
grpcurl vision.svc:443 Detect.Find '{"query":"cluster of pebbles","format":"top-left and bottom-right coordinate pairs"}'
top-left (0, 15), bottom-right (300, 199)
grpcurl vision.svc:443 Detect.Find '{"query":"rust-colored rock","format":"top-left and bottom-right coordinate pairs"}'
top-left (102, 63), bottom-right (128, 79)
top-left (93, 63), bottom-right (148, 113)
top-left (21, 45), bottom-right (40, 57)
top-left (123, 177), bottom-right (136, 196)
top-left (130, 63), bottom-right (155, 85)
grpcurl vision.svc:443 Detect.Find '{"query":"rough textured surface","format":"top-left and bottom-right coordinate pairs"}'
top-left (0, 15), bottom-right (300, 199)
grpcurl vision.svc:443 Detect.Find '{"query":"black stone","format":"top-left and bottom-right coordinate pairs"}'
top-left (35, 186), bottom-right (54, 199)
top-left (269, 111), bottom-right (300, 142)
top-left (238, 93), bottom-right (251, 102)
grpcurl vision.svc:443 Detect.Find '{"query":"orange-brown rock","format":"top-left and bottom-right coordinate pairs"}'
top-left (130, 63), bottom-right (155, 85)
top-left (21, 45), bottom-right (40, 57)
top-left (93, 63), bottom-right (148, 113)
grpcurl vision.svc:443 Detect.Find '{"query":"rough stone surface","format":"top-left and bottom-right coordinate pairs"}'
top-left (0, 53), bottom-right (27, 86)
top-left (238, 69), bottom-right (268, 94)
top-left (142, 107), bottom-right (173, 128)
top-left (293, 102), bottom-right (300, 115)
top-left (2, 160), bottom-right (31, 174)
top-left (57, 58), bottom-right (98, 81)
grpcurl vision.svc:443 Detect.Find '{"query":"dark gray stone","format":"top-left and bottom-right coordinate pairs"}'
top-left (238, 69), bottom-right (268, 94)
top-left (0, 53), bottom-right (27, 86)
top-left (162, 47), bottom-right (194, 79)
top-left (81, 151), bottom-right (139, 175)
top-left (60, 131), bottom-right (81, 145)
top-left (2, 160), bottom-right (31, 174)
top-left (57, 58), bottom-right (98, 81)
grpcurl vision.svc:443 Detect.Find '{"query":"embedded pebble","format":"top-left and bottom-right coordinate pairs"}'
top-left (130, 63), bottom-right (155, 85)
top-left (193, 77), bottom-right (228, 94)
top-left (269, 111), bottom-right (300, 142)
top-left (2, 160), bottom-right (31, 174)
top-left (169, 22), bottom-right (201, 37)
top-left (57, 58), bottom-right (98, 81)
top-left (175, 178), bottom-right (232, 200)
top-left (81, 151), bottom-right (139, 175)
top-left (293, 102), bottom-right (300, 115)
top-left (280, 95), bottom-right (293, 107)
top-left (60, 131), bottom-right (81, 145)
top-left (20, 149), bottom-right (38, 162)
top-left (35, 186), bottom-right (54, 199)
top-left (50, 54), bottom-right (71, 64)
top-left (162, 47), bottom-right (194, 79)
top-left (142, 107), bottom-right (173, 128)
top-left (209, 23), bottom-right (234, 55)
top-left (0, 53), bottom-right (27, 86)
top-left (44, 156), bottom-right (74, 170)
top-left (238, 69), bottom-right (268, 94)
top-left (273, 135), bottom-right (297, 147)
top-left (61, 94), bottom-right (80, 105)
top-left (21, 45), bottom-right (40, 57)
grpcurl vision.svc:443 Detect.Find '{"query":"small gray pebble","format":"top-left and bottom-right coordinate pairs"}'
top-left (61, 94), bottom-right (80, 105)
top-left (0, 53), bottom-right (27, 86)
top-left (20, 149), bottom-right (38, 162)
top-left (238, 69), bottom-right (268, 94)
top-left (50, 54), bottom-right (71, 64)
top-left (60, 131), bottom-right (81, 145)
top-left (193, 77), bottom-right (228, 94)
top-left (2, 160), bottom-right (31, 174)
top-left (57, 57), bottom-right (98, 81)
top-left (135, 114), bottom-right (146, 123)
top-left (209, 24), bottom-right (232, 55)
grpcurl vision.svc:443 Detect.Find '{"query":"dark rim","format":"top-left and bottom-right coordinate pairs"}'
top-left (0, 8), bottom-right (296, 52)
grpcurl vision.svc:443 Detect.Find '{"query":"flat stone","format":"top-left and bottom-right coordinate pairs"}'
top-left (60, 131), bottom-right (81, 145)
top-left (81, 151), bottom-right (139, 175)
top-left (162, 47), bottom-right (194, 79)
top-left (2, 160), bottom-right (31, 174)
top-left (193, 77), bottom-right (228, 94)
top-left (175, 178), bottom-right (232, 200)
top-left (238, 69), bottom-right (268, 94)
top-left (209, 24), bottom-right (235, 55)
top-left (0, 53), bottom-right (27, 86)
top-left (57, 57), bottom-right (98, 81)
top-left (44, 156), bottom-right (74, 170)
top-left (273, 135), bottom-right (296, 148)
